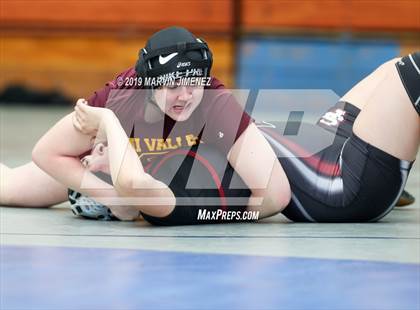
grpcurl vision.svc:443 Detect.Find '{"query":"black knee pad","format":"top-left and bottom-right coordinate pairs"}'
top-left (395, 52), bottom-right (420, 116)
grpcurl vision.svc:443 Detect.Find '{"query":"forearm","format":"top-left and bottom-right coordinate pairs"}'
top-left (246, 190), bottom-right (284, 216)
top-left (36, 154), bottom-right (113, 196)
top-left (102, 112), bottom-right (149, 191)
top-left (32, 113), bottom-right (119, 203)
top-left (246, 165), bottom-right (291, 217)
top-left (228, 123), bottom-right (291, 218)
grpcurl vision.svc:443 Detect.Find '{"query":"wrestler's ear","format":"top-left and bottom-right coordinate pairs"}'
top-left (94, 143), bottom-right (105, 155)
top-left (98, 143), bottom-right (105, 155)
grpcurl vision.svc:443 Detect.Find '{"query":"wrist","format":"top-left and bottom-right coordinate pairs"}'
top-left (102, 109), bottom-right (116, 129)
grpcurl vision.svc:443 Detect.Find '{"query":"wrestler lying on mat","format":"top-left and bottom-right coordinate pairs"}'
top-left (1, 27), bottom-right (418, 225)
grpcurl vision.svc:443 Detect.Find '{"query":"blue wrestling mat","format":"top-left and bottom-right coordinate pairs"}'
top-left (1, 245), bottom-right (418, 310)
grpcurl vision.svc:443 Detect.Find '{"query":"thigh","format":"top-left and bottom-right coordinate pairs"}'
top-left (281, 132), bottom-right (411, 223)
top-left (353, 61), bottom-right (420, 161)
top-left (341, 57), bottom-right (401, 110)
top-left (2, 161), bottom-right (68, 207)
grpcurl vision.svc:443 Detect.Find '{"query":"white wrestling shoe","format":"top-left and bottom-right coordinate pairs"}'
top-left (68, 189), bottom-right (118, 221)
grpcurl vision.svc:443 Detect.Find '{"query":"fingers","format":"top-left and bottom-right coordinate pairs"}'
top-left (75, 98), bottom-right (89, 114)
top-left (75, 102), bottom-right (87, 114)
top-left (74, 104), bottom-right (84, 116)
top-left (73, 98), bottom-right (99, 136)
top-left (72, 112), bottom-right (83, 132)
top-left (75, 98), bottom-right (88, 110)
top-left (78, 99), bottom-right (88, 106)
top-left (76, 98), bottom-right (88, 105)
top-left (74, 105), bottom-right (85, 126)
top-left (72, 110), bottom-right (90, 135)
top-left (74, 98), bottom-right (88, 122)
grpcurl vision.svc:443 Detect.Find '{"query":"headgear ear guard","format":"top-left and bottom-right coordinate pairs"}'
top-left (135, 27), bottom-right (213, 86)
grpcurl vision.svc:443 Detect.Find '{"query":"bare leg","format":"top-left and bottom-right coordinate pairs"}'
top-left (0, 162), bottom-right (68, 207)
top-left (340, 57), bottom-right (417, 206)
top-left (353, 59), bottom-right (420, 161)
top-left (341, 57), bottom-right (401, 110)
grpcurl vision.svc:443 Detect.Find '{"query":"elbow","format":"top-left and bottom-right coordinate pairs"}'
top-left (256, 185), bottom-right (291, 215)
top-left (32, 140), bottom-right (59, 172)
top-left (267, 188), bottom-right (291, 212)
top-left (31, 142), bottom-right (47, 169)
top-left (273, 179), bottom-right (292, 210)
top-left (115, 178), bottom-right (134, 195)
top-left (265, 163), bottom-right (292, 213)
top-left (275, 188), bottom-right (292, 210)
top-left (115, 175), bottom-right (149, 197)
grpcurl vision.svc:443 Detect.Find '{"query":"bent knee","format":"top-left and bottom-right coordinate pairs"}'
top-left (376, 57), bottom-right (401, 74)
top-left (386, 57), bottom-right (401, 65)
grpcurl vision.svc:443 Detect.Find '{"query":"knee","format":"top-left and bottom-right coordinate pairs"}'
top-left (387, 57), bottom-right (401, 65)
top-left (378, 57), bottom-right (401, 72)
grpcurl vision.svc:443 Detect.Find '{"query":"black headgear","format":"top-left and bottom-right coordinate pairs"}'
top-left (135, 26), bottom-right (213, 87)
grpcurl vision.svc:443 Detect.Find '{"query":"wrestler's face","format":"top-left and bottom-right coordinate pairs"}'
top-left (153, 84), bottom-right (204, 121)
top-left (81, 143), bottom-right (110, 174)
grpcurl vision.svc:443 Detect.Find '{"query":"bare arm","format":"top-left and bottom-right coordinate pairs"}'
top-left (31, 113), bottom-right (118, 202)
top-left (73, 102), bottom-right (174, 200)
top-left (228, 123), bottom-right (291, 218)
top-left (33, 102), bottom-right (175, 218)
top-left (73, 103), bottom-right (150, 193)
